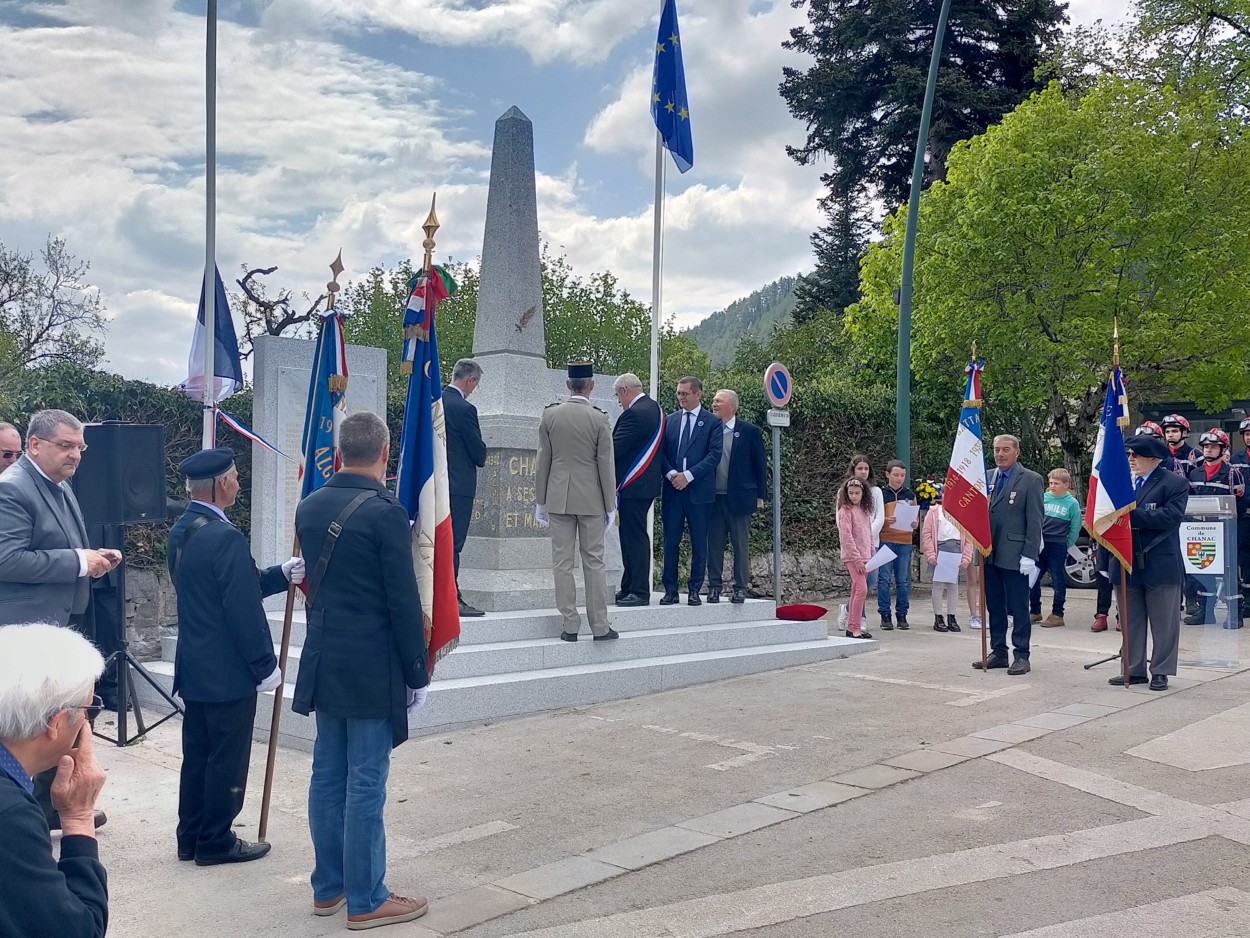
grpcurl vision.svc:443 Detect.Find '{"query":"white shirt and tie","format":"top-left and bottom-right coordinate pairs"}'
top-left (668, 405), bottom-right (703, 484)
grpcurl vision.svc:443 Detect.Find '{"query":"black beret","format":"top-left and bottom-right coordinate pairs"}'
top-left (1125, 433), bottom-right (1169, 460)
top-left (178, 447), bottom-right (235, 481)
top-left (567, 361), bottom-right (594, 379)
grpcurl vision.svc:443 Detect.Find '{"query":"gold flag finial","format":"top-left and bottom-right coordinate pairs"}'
top-left (1113, 318), bottom-right (1120, 368)
top-left (971, 340), bottom-right (977, 360)
top-left (326, 250), bottom-right (344, 311)
top-left (422, 194), bottom-right (439, 274)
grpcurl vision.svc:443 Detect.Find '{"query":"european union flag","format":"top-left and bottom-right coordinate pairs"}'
top-left (652, 0), bottom-right (693, 173)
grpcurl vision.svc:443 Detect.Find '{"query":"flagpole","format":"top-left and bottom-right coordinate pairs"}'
top-left (972, 344), bottom-right (988, 673)
top-left (1114, 322), bottom-right (1130, 689)
top-left (201, 0), bottom-right (218, 449)
top-left (648, 131), bottom-right (666, 595)
top-left (257, 253), bottom-right (344, 842)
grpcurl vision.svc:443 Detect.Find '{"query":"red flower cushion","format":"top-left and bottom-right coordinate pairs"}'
top-left (775, 603), bottom-right (827, 621)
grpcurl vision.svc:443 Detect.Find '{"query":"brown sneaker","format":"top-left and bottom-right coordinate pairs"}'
top-left (1041, 614), bottom-right (1065, 627)
top-left (1029, 612), bottom-right (1043, 623)
top-left (347, 894), bottom-right (428, 930)
top-left (313, 896), bottom-right (345, 917)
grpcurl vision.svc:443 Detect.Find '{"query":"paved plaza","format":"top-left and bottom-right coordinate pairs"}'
top-left (90, 586), bottom-right (1250, 937)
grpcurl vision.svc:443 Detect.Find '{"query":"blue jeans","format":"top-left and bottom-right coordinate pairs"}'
top-left (1030, 541), bottom-right (1069, 616)
top-left (309, 713), bottom-right (393, 916)
top-left (876, 543), bottom-right (912, 617)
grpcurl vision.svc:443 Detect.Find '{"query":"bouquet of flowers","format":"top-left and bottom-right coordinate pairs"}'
top-left (914, 478), bottom-right (942, 508)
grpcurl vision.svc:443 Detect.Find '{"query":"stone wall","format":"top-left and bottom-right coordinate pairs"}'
top-left (124, 567), bottom-right (175, 660)
top-left (746, 548), bottom-right (931, 605)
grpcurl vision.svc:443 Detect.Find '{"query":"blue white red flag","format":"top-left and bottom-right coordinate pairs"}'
top-left (298, 307), bottom-right (348, 500)
top-left (179, 265), bottom-right (244, 403)
top-left (394, 265), bottom-right (460, 666)
top-left (1084, 368), bottom-right (1135, 571)
top-left (215, 408), bottom-right (290, 459)
top-left (941, 360), bottom-right (992, 555)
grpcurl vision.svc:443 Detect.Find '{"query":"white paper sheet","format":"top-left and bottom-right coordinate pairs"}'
top-left (1029, 565), bottom-right (1041, 588)
top-left (890, 503), bottom-right (920, 532)
top-left (933, 551), bottom-right (961, 584)
top-left (864, 545), bottom-right (897, 573)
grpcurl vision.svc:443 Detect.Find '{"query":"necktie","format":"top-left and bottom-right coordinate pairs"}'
top-left (1134, 476), bottom-right (1143, 497)
top-left (678, 411), bottom-right (693, 456)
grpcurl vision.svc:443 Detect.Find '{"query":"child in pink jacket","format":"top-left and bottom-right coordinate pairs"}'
top-left (921, 504), bottom-right (973, 632)
top-left (836, 477), bottom-right (874, 639)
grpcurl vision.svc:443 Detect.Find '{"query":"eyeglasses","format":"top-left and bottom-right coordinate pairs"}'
top-left (1, 451), bottom-right (19, 460)
top-left (675, 390), bottom-right (696, 398)
top-left (32, 436), bottom-right (87, 454)
top-left (75, 695), bottom-right (104, 722)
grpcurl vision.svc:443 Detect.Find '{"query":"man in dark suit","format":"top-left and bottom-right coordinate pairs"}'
top-left (442, 358), bottom-right (488, 617)
top-left (294, 411), bottom-right (431, 930)
top-left (167, 446), bottom-right (302, 865)
top-left (973, 434), bottom-right (1044, 675)
top-left (660, 376), bottom-right (723, 606)
top-left (707, 389), bottom-right (767, 604)
top-left (611, 372), bottom-right (663, 606)
top-left (0, 623), bottom-right (108, 938)
top-left (1107, 433), bottom-right (1193, 690)
top-left (0, 409), bottom-right (118, 831)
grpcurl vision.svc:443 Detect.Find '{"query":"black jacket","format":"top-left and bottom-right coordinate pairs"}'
top-left (292, 473), bottom-right (429, 748)
top-left (442, 386), bottom-right (487, 499)
top-left (612, 395), bottom-right (663, 501)
top-left (720, 419), bottom-right (768, 516)
top-left (0, 771), bottom-right (107, 938)
top-left (167, 502), bottom-right (285, 702)
top-left (1117, 467), bottom-right (1190, 587)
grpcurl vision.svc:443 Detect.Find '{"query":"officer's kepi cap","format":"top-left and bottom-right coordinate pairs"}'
top-left (1125, 433), bottom-right (1169, 460)
top-left (567, 361), bottom-right (594, 379)
top-left (179, 446), bottom-right (236, 480)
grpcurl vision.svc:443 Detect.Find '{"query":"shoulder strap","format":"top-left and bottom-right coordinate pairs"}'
top-left (306, 490), bottom-right (378, 608)
top-left (171, 515), bottom-right (219, 587)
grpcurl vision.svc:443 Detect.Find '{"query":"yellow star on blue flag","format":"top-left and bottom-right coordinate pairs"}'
top-left (651, 0), bottom-right (693, 173)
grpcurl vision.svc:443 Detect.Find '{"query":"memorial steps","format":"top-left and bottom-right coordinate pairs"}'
top-left (137, 598), bottom-right (876, 750)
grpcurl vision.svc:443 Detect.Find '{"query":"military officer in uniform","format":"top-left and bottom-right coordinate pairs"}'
top-left (167, 447), bottom-right (304, 865)
top-left (535, 362), bottom-right (619, 641)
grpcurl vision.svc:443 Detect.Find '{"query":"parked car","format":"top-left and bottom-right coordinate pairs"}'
top-left (1064, 534), bottom-right (1096, 588)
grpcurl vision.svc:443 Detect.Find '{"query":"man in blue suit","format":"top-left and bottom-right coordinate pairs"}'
top-left (442, 358), bottom-right (488, 617)
top-left (660, 376), bottom-right (723, 606)
top-left (1107, 432), bottom-right (1191, 690)
top-left (707, 389), bottom-right (767, 604)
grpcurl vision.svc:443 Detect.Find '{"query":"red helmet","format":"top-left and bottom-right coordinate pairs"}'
top-left (1200, 428), bottom-right (1230, 448)
top-left (1135, 421), bottom-right (1163, 438)
top-left (1160, 414), bottom-right (1190, 433)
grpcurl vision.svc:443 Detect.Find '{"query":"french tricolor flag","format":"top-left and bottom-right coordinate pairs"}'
top-left (1084, 368), bottom-right (1135, 571)
top-left (942, 361), bottom-right (992, 555)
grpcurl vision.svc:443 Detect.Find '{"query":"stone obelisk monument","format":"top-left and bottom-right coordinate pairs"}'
top-left (457, 106), bottom-right (622, 612)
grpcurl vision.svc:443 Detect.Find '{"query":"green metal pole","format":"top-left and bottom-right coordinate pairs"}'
top-left (896, 0), bottom-right (953, 471)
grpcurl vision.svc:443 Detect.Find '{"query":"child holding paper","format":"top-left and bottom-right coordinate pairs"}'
top-left (836, 477), bottom-right (874, 639)
top-left (922, 503), bottom-right (973, 632)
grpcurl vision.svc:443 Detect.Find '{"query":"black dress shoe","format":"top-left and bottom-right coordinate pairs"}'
top-left (616, 593), bottom-right (649, 607)
top-left (195, 838), bottom-right (272, 866)
top-left (731, 589), bottom-right (745, 604)
top-left (845, 630), bottom-right (874, 639)
top-left (615, 590), bottom-right (627, 602)
top-left (707, 588), bottom-right (721, 604)
top-left (972, 656), bottom-right (1009, 670)
top-left (594, 628), bottom-right (620, 641)
top-left (458, 603), bottom-right (486, 618)
top-left (659, 592), bottom-right (679, 606)
top-left (1007, 657), bottom-right (1030, 675)
top-left (1149, 674), bottom-right (1169, 691)
top-left (688, 592), bottom-right (702, 606)
top-left (49, 809), bottom-right (107, 832)
top-left (1107, 674), bottom-right (1149, 686)
top-left (559, 631), bottom-right (579, 642)
top-left (178, 846), bottom-right (194, 861)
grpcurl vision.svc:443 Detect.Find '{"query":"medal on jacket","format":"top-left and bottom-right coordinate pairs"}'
top-left (1009, 491), bottom-right (1017, 505)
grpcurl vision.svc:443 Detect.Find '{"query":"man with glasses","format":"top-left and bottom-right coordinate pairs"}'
top-left (0, 622), bottom-right (109, 938)
top-left (0, 410), bottom-right (117, 832)
top-left (0, 421), bottom-right (22, 471)
top-left (611, 373), bottom-right (663, 606)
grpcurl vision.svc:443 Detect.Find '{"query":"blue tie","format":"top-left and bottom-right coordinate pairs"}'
top-left (1134, 476), bottom-right (1143, 497)
top-left (678, 411), bottom-right (693, 457)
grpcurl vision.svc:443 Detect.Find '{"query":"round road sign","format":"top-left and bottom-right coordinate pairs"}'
top-left (764, 362), bottom-right (792, 408)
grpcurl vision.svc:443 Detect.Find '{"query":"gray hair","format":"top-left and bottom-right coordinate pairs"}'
top-left (0, 421), bottom-right (18, 436)
top-left (28, 409), bottom-right (82, 441)
top-left (186, 477), bottom-right (216, 499)
top-left (452, 359), bottom-right (483, 382)
top-left (715, 389), bottom-right (739, 409)
top-left (567, 377), bottom-right (593, 395)
top-left (338, 412), bottom-right (389, 466)
top-left (613, 373), bottom-right (643, 393)
top-left (992, 434), bottom-right (1021, 451)
top-left (0, 624), bottom-right (104, 742)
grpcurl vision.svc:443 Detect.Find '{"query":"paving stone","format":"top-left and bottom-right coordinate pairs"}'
top-left (882, 748), bottom-right (971, 772)
top-left (827, 764), bottom-right (922, 789)
top-left (1053, 703), bottom-right (1122, 718)
top-left (1082, 690), bottom-right (1154, 709)
top-left (930, 735), bottom-right (1014, 757)
top-left (584, 826), bottom-right (721, 870)
top-left (971, 723), bottom-right (1054, 743)
top-left (418, 884), bottom-right (531, 933)
top-left (1013, 711), bottom-right (1092, 730)
top-left (755, 781), bottom-right (869, 814)
top-left (677, 802), bottom-right (798, 838)
top-left (493, 856), bottom-right (624, 901)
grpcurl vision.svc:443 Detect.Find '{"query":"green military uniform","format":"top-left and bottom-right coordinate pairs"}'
top-left (536, 365), bottom-right (617, 637)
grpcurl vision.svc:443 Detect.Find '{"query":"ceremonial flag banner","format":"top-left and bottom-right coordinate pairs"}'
top-left (179, 265), bottom-right (243, 401)
top-left (216, 408), bottom-right (290, 459)
top-left (298, 308), bottom-right (348, 500)
top-left (394, 265), bottom-right (460, 666)
top-left (652, 0), bottom-right (694, 173)
top-left (1084, 367), bottom-right (1135, 570)
top-left (942, 360), bottom-right (992, 555)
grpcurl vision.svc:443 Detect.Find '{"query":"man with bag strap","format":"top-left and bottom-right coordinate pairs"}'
top-left (167, 446), bottom-right (304, 865)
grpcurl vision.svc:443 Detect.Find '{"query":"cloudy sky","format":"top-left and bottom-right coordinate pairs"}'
top-left (0, 0), bottom-right (1122, 387)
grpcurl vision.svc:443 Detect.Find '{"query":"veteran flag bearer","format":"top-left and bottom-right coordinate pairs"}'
top-left (168, 447), bottom-right (304, 865)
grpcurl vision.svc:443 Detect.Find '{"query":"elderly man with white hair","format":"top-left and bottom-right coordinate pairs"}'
top-left (0, 623), bottom-right (109, 937)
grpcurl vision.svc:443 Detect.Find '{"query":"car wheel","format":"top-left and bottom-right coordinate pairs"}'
top-left (1064, 542), bottom-right (1096, 589)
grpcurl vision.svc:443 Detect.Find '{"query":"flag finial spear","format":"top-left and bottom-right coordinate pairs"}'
top-left (422, 194), bottom-right (440, 274)
top-left (971, 340), bottom-right (977, 361)
top-left (326, 250), bottom-right (344, 311)
top-left (1113, 318), bottom-right (1120, 369)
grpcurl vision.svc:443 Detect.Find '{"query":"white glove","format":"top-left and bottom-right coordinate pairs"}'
top-left (257, 665), bottom-right (282, 693)
top-left (534, 504), bottom-right (550, 527)
top-left (406, 686), bottom-right (429, 714)
top-left (1019, 557), bottom-right (1038, 578)
top-left (282, 556), bottom-right (305, 584)
top-left (605, 510), bottom-right (616, 531)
